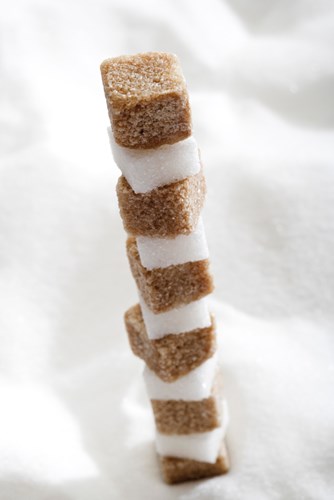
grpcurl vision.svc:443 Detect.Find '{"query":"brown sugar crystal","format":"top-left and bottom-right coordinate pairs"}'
top-left (124, 304), bottom-right (216, 382)
top-left (159, 441), bottom-right (229, 484)
top-left (100, 52), bottom-right (191, 149)
top-left (151, 390), bottom-right (223, 435)
top-left (126, 237), bottom-right (214, 313)
top-left (117, 170), bottom-right (206, 238)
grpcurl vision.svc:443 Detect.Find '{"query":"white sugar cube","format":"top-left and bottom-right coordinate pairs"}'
top-left (139, 296), bottom-right (211, 340)
top-left (155, 403), bottom-right (229, 463)
top-left (108, 129), bottom-right (201, 193)
top-left (136, 217), bottom-right (209, 270)
top-left (143, 353), bottom-right (218, 401)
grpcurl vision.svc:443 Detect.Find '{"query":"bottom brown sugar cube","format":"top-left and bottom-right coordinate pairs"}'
top-left (116, 169), bottom-right (206, 238)
top-left (159, 441), bottom-right (229, 484)
top-left (126, 237), bottom-right (214, 313)
top-left (124, 304), bottom-right (216, 382)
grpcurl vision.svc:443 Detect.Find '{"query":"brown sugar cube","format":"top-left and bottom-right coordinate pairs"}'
top-left (151, 385), bottom-right (223, 435)
top-left (159, 441), bottom-right (229, 484)
top-left (117, 169), bottom-right (206, 238)
top-left (100, 52), bottom-right (191, 149)
top-left (126, 237), bottom-right (214, 313)
top-left (124, 304), bottom-right (216, 382)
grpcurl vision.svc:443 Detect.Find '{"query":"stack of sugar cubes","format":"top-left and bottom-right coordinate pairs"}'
top-left (100, 52), bottom-right (229, 484)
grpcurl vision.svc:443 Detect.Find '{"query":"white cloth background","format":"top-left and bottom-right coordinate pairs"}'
top-left (1, 0), bottom-right (334, 498)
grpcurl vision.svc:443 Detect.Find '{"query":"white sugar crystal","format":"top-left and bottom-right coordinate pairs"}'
top-left (139, 296), bottom-right (211, 340)
top-left (136, 217), bottom-right (209, 269)
top-left (143, 354), bottom-right (218, 401)
top-left (108, 129), bottom-right (201, 193)
top-left (155, 402), bottom-right (229, 463)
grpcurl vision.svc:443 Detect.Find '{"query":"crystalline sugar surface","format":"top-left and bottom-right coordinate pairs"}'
top-left (155, 402), bottom-right (229, 463)
top-left (143, 353), bottom-right (218, 400)
top-left (108, 129), bottom-right (201, 193)
top-left (139, 296), bottom-right (211, 339)
top-left (136, 217), bottom-right (209, 269)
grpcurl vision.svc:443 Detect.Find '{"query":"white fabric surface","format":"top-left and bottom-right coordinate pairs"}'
top-left (1, 0), bottom-right (334, 499)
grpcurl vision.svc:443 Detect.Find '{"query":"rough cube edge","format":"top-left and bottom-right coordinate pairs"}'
top-left (100, 52), bottom-right (192, 148)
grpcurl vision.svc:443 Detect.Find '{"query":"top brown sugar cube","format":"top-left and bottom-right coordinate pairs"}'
top-left (100, 52), bottom-right (192, 149)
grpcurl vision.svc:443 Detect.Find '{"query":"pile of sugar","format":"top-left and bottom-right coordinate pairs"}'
top-left (1, 0), bottom-right (334, 497)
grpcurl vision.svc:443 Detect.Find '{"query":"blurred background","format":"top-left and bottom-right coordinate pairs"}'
top-left (1, 1), bottom-right (333, 499)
